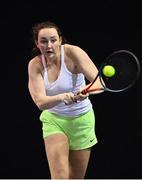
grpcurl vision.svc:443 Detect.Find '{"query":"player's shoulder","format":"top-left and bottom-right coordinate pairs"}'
top-left (28, 55), bottom-right (42, 71)
top-left (64, 44), bottom-right (88, 60)
top-left (64, 43), bottom-right (84, 54)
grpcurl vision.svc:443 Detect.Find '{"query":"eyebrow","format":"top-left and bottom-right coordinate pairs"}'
top-left (40, 36), bottom-right (57, 39)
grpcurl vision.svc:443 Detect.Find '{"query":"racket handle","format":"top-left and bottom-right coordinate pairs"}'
top-left (80, 82), bottom-right (93, 95)
top-left (81, 87), bottom-right (105, 94)
top-left (76, 89), bottom-right (87, 95)
top-left (81, 89), bottom-right (88, 95)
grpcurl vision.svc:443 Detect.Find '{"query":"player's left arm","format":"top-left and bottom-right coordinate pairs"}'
top-left (67, 44), bottom-right (103, 91)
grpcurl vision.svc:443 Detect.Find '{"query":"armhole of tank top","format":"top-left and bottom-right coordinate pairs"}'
top-left (61, 45), bottom-right (74, 76)
top-left (61, 45), bottom-right (83, 83)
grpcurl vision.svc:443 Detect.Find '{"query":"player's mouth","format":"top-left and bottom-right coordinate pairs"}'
top-left (45, 50), bottom-right (55, 57)
top-left (46, 50), bottom-right (53, 54)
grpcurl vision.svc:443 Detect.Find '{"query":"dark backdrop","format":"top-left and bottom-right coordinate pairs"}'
top-left (0, 1), bottom-right (142, 179)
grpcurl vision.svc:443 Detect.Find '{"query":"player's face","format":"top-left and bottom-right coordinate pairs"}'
top-left (36, 28), bottom-right (61, 59)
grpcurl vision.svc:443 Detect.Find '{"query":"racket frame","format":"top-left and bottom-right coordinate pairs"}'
top-left (81, 50), bottom-right (141, 94)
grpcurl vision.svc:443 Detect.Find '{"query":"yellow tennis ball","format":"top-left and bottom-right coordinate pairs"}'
top-left (102, 65), bottom-right (116, 77)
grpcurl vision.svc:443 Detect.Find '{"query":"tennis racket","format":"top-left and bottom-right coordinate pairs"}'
top-left (78, 50), bottom-right (141, 95)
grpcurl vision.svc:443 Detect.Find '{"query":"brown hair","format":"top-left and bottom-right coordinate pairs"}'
top-left (31, 21), bottom-right (67, 56)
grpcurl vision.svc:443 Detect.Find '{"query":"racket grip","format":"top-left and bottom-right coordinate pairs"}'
top-left (80, 89), bottom-right (88, 95)
top-left (74, 89), bottom-right (87, 99)
top-left (74, 90), bottom-right (89, 103)
top-left (76, 91), bottom-right (85, 95)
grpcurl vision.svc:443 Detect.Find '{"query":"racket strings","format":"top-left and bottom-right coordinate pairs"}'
top-left (102, 51), bottom-right (140, 91)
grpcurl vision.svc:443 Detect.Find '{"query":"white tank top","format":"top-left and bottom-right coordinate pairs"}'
top-left (41, 45), bottom-right (92, 117)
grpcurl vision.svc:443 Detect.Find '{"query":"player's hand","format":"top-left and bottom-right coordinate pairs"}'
top-left (73, 91), bottom-right (89, 102)
top-left (61, 92), bottom-right (76, 105)
top-left (73, 85), bottom-right (89, 102)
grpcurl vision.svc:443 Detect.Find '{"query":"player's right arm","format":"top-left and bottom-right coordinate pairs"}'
top-left (28, 57), bottom-right (74, 110)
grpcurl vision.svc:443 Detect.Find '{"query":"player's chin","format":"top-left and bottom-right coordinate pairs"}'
top-left (45, 52), bottom-right (55, 58)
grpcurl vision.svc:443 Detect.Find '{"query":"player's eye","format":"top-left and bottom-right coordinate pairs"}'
top-left (51, 39), bottom-right (57, 43)
top-left (40, 40), bottom-right (48, 44)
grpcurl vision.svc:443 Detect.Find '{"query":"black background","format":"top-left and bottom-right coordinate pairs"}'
top-left (0, 1), bottom-right (142, 179)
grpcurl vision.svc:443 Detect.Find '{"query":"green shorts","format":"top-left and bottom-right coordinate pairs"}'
top-left (39, 109), bottom-right (98, 150)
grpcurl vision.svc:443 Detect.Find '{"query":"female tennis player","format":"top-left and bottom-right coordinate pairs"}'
top-left (28, 21), bottom-right (103, 179)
